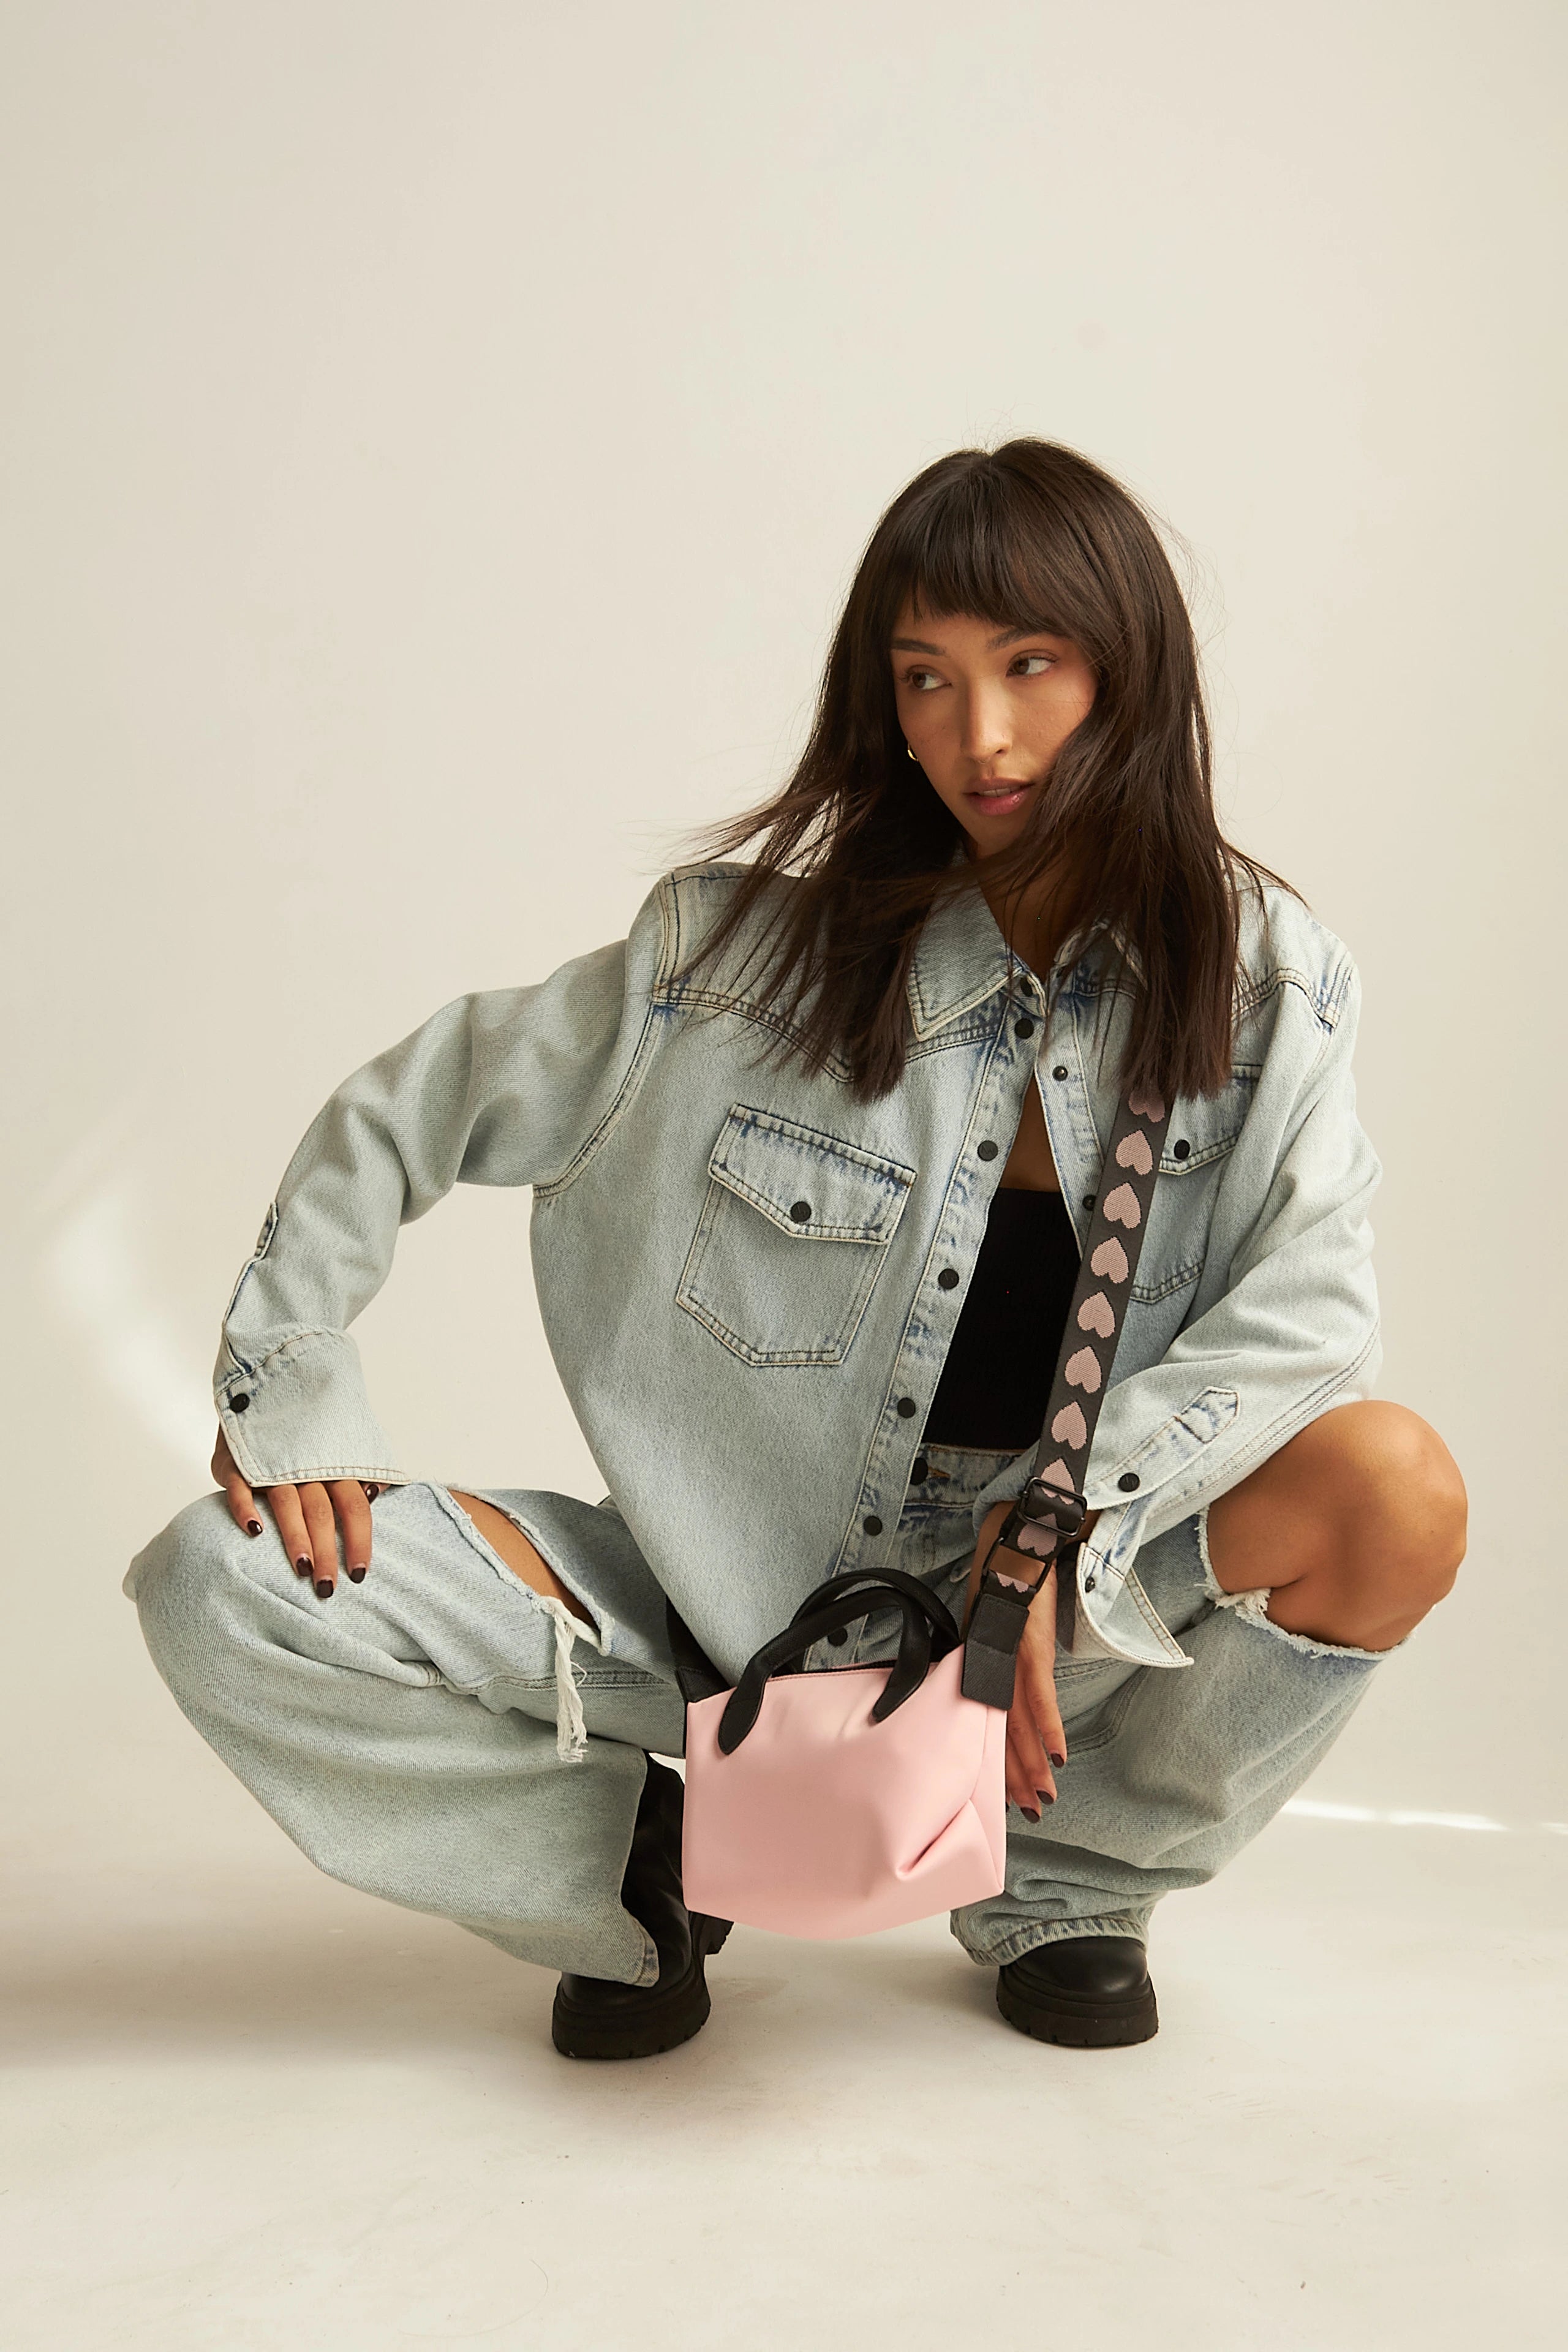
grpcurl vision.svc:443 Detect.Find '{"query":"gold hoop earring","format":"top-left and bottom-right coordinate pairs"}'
top-left (906, 742), bottom-right (921, 763)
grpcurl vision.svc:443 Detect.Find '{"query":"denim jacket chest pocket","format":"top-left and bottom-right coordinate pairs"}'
top-left (676, 1104), bottom-right (917, 1366)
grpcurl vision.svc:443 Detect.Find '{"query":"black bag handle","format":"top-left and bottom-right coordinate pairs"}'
top-left (786, 1563), bottom-right (960, 1641)
top-left (716, 1576), bottom-right (959, 1754)
top-left (667, 1572), bottom-right (962, 1749)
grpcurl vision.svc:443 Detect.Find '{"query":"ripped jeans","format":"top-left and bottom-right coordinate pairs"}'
top-left (124, 1450), bottom-right (1384, 1988)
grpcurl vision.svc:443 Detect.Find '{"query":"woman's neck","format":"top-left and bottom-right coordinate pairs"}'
top-left (970, 847), bottom-right (1076, 978)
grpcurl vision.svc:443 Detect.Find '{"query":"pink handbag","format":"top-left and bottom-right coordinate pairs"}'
top-left (667, 1082), bottom-right (1169, 1940)
top-left (673, 1569), bottom-right (1008, 1935)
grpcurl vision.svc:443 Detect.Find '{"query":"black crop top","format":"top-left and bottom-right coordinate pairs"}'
top-left (924, 1187), bottom-right (1082, 1452)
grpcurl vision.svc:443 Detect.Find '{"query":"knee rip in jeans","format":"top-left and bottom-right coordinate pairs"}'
top-left (1194, 1504), bottom-right (1397, 1664)
top-left (440, 1488), bottom-right (608, 1762)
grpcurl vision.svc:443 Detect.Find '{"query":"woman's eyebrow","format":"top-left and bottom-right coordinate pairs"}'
top-left (889, 624), bottom-right (1061, 654)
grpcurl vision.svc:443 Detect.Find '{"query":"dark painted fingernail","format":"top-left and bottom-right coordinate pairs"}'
top-left (1022, 1806), bottom-right (1041, 1824)
top-left (295, 1556), bottom-right (312, 1577)
top-left (348, 1566), bottom-right (366, 1583)
top-left (246, 1520), bottom-right (263, 1536)
top-left (314, 1578), bottom-right (333, 1599)
top-left (1049, 1749), bottom-right (1067, 1768)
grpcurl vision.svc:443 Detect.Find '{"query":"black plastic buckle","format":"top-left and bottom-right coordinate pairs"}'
top-left (1019, 1476), bottom-right (1088, 1539)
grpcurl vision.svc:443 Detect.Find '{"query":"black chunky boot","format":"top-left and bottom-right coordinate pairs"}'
top-left (551, 1757), bottom-right (731, 2060)
top-left (996, 1934), bottom-right (1159, 2048)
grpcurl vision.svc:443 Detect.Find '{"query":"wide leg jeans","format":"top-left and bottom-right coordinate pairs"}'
top-left (126, 1448), bottom-right (1383, 1987)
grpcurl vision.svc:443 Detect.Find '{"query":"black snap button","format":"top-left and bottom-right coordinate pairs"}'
top-left (1118, 1471), bottom-right (1140, 1491)
top-left (1082, 1193), bottom-right (1096, 1210)
top-left (1014, 1017), bottom-right (1035, 1039)
top-left (862, 1514), bottom-right (883, 1536)
top-left (1052, 1065), bottom-right (1069, 1082)
top-left (1172, 1140), bottom-right (1191, 1162)
top-left (231, 1393), bottom-right (251, 1412)
top-left (977, 1139), bottom-right (999, 1161)
top-left (1084, 1572), bottom-right (1098, 1592)
top-left (896, 1396), bottom-right (917, 1418)
top-left (789, 1199), bottom-right (813, 1221)
top-left (938, 1267), bottom-right (960, 1290)
top-left (828, 1627), bottom-right (850, 1648)
top-left (911, 1455), bottom-right (929, 1484)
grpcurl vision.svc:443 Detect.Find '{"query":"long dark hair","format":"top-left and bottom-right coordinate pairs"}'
top-left (674, 438), bottom-right (1279, 1104)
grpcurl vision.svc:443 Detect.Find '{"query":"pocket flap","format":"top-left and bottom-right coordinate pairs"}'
top-left (1161, 1072), bottom-right (1257, 1172)
top-left (709, 1106), bottom-right (916, 1243)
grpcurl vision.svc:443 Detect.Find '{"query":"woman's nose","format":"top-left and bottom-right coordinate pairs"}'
top-left (957, 680), bottom-right (1012, 761)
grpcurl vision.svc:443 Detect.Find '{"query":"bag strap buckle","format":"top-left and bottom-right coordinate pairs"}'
top-left (992, 1476), bottom-right (1088, 1569)
top-left (958, 1478), bottom-right (1089, 1709)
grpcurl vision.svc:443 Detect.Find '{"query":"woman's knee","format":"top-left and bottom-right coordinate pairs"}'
top-left (126, 1490), bottom-right (276, 1691)
top-left (1311, 1402), bottom-right (1468, 1611)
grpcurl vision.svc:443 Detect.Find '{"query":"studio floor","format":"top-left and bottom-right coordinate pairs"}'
top-left (4, 1743), bottom-right (1565, 2352)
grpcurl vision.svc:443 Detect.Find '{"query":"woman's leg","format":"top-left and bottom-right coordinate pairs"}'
top-left (1204, 1400), bottom-right (1468, 1646)
top-left (124, 1480), bottom-right (686, 1986)
top-left (447, 1490), bottom-right (595, 1625)
top-left (956, 1400), bottom-right (1467, 1966)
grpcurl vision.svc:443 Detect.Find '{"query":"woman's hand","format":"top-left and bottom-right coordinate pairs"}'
top-left (212, 1425), bottom-right (381, 1598)
top-left (963, 1497), bottom-right (1090, 1820)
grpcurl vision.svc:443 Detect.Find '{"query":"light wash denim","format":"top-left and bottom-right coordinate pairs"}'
top-left (124, 860), bottom-right (1391, 1980)
top-left (197, 862), bottom-right (1383, 1683)
top-left (125, 1448), bottom-right (1382, 1984)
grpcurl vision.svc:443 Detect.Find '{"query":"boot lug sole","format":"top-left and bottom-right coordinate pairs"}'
top-left (995, 1973), bottom-right (1159, 2048)
top-left (551, 1916), bottom-right (731, 2061)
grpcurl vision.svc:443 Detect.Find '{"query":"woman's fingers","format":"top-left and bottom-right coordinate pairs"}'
top-left (211, 1428), bottom-right (264, 1539)
top-left (1007, 1568), bottom-right (1068, 1818)
top-left (300, 1484), bottom-right (341, 1597)
top-left (209, 1439), bottom-right (378, 1596)
top-left (1019, 1642), bottom-right (1066, 1769)
top-left (1006, 1713), bottom-right (1054, 1816)
top-left (263, 1484), bottom-right (314, 1581)
top-left (328, 1480), bottom-right (374, 1582)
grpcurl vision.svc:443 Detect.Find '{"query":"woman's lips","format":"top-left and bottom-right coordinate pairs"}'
top-left (965, 778), bottom-right (1033, 815)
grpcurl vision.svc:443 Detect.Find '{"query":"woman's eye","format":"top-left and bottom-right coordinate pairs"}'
top-left (1013, 654), bottom-right (1055, 677)
top-left (906, 667), bottom-right (942, 692)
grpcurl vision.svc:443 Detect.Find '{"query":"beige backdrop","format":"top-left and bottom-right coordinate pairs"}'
top-left (4, 0), bottom-right (1564, 1864)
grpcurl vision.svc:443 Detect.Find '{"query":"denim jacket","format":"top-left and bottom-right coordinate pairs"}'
top-left (213, 862), bottom-right (1381, 1680)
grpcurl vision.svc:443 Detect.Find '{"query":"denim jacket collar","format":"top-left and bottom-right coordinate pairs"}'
top-left (906, 878), bottom-right (1121, 1039)
top-left (905, 886), bottom-right (1022, 1037)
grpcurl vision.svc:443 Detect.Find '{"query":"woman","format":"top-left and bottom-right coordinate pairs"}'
top-left (126, 439), bottom-right (1467, 2061)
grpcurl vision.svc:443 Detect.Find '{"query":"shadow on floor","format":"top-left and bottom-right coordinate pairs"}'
top-left (0, 1901), bottom-right (997, 2067)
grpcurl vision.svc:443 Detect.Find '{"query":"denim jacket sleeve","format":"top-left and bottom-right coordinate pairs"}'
top-left (212, 888), bottom-right (666, 1488)
top-left (971, 946), bottom-right (1383, 1602)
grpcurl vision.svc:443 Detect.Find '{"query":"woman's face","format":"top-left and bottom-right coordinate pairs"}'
top-left (889, 599), bottom-right (1098, 855)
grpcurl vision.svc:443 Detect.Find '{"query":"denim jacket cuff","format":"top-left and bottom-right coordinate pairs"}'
top-left (214, 1327), bottom-right (405, 1488)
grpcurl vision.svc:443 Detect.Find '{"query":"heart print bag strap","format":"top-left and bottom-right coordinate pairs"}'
top-left (960, 1080), bottom-right (1172, 1706)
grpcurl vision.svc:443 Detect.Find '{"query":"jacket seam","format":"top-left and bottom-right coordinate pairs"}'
top-left (1131, 1256), bottom-right (1204, 1305)
top-left (1069, 961), bottom-right (1345, 1033)
top-left (531, 997), bottom-right (663, 1200)
top-left (1113, 1568), bottom-right (1191, 1660)
top-left (220, 1325), bottom-right (348, 1381)
top-left (650, 982), bottom-right (856, 1085)
top-left (230, 1461), bottom-right (404, 1485)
